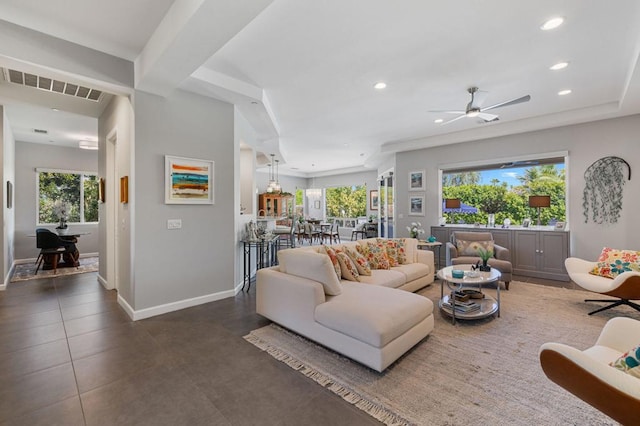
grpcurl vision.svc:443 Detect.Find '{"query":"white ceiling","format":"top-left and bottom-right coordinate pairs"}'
top-left (2, 0), bottom-right (640, 174)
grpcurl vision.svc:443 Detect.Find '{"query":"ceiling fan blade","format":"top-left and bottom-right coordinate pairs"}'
top-left (481, 95), bottom-right (531, 112)
top-left (441, 114), bottom-right (466, 125)
top-left (429, 110), bottom-right (465, 114)
top-left (477, 112), bottom-right (499, 122)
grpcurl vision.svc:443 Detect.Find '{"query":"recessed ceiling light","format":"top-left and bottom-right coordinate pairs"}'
top-left (434, 119), bottom-right (444, 124)
top-left (550, 61), bottom-right (569, 70)
top-left (79, 140), bottom-right (98, 150)
top-left (558, 89), bottom-right (572, 96)
top-left (373, 82), bottom-right (387, 90)
top-left (541, 17), bottom-right (564, 31)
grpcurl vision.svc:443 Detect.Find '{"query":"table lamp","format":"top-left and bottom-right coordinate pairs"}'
top-left (444, 198), bottom-right (461, 209)
top-left (529, 195), bottom-right (551, 226)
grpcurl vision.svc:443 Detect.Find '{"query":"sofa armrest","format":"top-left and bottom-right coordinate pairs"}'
top-left (416, 249), bottom-right (434, 272)
top-left (256, 267), bottom-right (326, 325)
top-left (494, 244), bottom-right (510, 261)
top-left (445, 242), bottom-right (457, 266)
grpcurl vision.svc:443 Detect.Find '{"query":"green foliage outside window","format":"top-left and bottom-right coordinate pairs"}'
top-left (39, 171), bottom-right (99, 224)
top-left (325, 185), bottom-right (366, 218)
top-left (442, 165), bottom-right (565, 225)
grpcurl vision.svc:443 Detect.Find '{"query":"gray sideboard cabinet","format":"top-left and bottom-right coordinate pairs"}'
top-left (512, 230), bottom-right (569, 281)
top-left (430, 225), bottom-right (570, 281)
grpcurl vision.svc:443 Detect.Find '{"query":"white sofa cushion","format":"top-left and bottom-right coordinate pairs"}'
top-left (315, 282), bottom-right (433, 348)
top-left (357, 269), bottom-right (406, 288)
top-left (277, 249), bottom-right (342, 295)
top-left (392, 262), bottom-right (430, 283)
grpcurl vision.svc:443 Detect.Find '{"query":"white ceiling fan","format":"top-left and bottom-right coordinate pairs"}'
top-left (431, 87), bottom-right (531, 125)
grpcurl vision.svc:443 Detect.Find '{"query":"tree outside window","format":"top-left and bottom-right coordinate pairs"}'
top-left (325, 185), bottom-right (366, 218)
top-left (38, 170), bottom-right (99, 224)
top-left (442, 163), bottom-right (565, 226)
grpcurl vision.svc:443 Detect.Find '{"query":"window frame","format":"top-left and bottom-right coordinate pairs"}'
top-left (437, 151), bottom-right (570, 224)
top-left (36, 167), bottom-right (99, 226)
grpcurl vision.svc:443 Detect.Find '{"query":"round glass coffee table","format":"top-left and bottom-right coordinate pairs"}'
top-left (437, 264), bottom-right (501, 324)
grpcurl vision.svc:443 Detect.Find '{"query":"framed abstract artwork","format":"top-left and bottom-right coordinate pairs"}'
top-left (409, 195), bottom-right (424, 216)
top-left (409, 170), bottom-right (425, 191)
top-left (165, 155), bottom-right (214, 204)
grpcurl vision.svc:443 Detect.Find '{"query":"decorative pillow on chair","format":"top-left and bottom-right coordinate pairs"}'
top-left (610, 343), bottom-right (640, 379)
top-left (345, 247), bottom-right (372, 276)
top-left (456, 239), bottom-right (495, 257)
top-left (336, 252), bottom-right (360, 281)
top-left (590, 247), bottom-right (640, 279)
top-left (322, 245), bottom-right (342, 280)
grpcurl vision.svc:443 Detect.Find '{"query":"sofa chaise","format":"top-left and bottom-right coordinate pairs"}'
top-left (256, 238), bottom-right (435, 372)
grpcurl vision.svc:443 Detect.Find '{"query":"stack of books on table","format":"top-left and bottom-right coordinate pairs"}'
top-left (442, 299), bottom-right (481, 313)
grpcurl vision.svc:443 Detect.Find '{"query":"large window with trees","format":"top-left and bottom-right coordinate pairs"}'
top-left (38, 169), bottom-right (99, 225)
top-left (325, 185), bottom-right (366, 219)
top-left (442, 158), bottom-right (566, 226)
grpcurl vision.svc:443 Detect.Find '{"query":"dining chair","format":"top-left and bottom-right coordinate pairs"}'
top-left (323, 222), bottom-right (340, 244)
top-left (35, 229), bottom-right (67, 273)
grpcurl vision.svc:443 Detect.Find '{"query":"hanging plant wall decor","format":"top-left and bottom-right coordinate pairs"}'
top-left (582, 156), bottom-right (631, 224)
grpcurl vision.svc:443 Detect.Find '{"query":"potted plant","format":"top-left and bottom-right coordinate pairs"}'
top-left (477, 247), bottom-right (493, 272)
top-left (480, 190), bottom-right (506, 227)
top-left (406, 222), bottom-right (425, 239)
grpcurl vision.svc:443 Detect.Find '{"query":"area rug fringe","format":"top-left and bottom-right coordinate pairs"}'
top-left (244, 325), bottom-right (414, 426)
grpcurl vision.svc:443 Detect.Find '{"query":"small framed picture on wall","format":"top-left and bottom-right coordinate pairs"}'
top-left (409, 170), bottom-right (425, 191)
top-left (369, 190), bottom-right (379, 210)
top-left (409, 195), bottom-right (424, 216)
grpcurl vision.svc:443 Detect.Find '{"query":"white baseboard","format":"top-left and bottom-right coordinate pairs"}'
top-left (97, 274), bottom-right (112, 290)
top-left (118, 289), bottom-right (237, 321)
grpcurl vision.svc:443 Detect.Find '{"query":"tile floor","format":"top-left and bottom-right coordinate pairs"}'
top-left (0, 272), bottom-right (382, 426)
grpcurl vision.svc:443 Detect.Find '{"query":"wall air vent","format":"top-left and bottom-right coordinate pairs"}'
top-left (2, 68), bottom-right (103, 102)
top-left (33, 129), bottom-right (48, 134)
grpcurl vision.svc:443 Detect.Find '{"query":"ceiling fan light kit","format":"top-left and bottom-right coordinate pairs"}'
top-left (430, 86), bottom-right (531, 125)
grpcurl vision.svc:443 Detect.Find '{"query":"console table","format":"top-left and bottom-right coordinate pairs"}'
top-left (430, 225), bottom-right (570, 281)
top-left (241, 235), bottom-right (279, 292)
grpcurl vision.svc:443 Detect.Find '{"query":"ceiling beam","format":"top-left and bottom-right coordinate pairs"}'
top-left (135, 0), bottom-right (274, 97)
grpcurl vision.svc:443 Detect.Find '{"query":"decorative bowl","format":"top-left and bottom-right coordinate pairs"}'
top-left (465, 270), bottom-right (480, 278)
top-left (451, 269), bottom-right (465, 279)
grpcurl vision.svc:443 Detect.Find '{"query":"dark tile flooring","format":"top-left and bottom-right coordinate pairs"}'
top-left (0, 272), bottom-right (382, 426)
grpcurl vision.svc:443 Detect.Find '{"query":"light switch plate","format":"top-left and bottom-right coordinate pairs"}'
top-left (167, 219), bottom-right (182, 229)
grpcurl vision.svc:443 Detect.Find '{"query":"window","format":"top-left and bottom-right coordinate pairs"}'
top-left (325, 185), bottom-right (366, 218)
top-left (37, 169), bottom-right (99, 224)
top-left (441, 157), bottom-right (566, 226)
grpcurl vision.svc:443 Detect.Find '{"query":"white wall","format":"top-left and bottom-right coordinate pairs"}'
top-left (98, 94), bottom-right (134, 297)
top-left (132, 90), bottom-right (235, 312)
top-left (395, 115), bottom-right (640, 259)
top-left (13, 141), bottom-right (98, 259)
top-left (1, 107), bottom-right (15, 286)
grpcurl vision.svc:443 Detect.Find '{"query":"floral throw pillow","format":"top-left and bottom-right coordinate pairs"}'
top-left (345, 247), bottom-right (372, 276)
top-left (394, 238), bottom-right (408, 264)
top-left (379, 239), bottom-right (400, 267)
top-left (610, 343), bottom-right (640, 379)
top-left (336, 252), bottom-right (360, 281)
top-left (322, 245), bottom-right (342, 280)
top-left (456, 239), bottom-right (495, 257)
top-left (360, 241), bottom-right (390, 270)
top-left (590, 247), bottom-right (640, 279)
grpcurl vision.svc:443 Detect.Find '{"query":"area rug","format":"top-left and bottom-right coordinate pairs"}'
top-left (245, 281), bottom-right (640, 425)
top-left (10, 256), bottom-right (99, 282)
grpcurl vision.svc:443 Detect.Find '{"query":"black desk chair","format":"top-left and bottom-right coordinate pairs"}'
top-left (35, 229), bottom-right (76, 274)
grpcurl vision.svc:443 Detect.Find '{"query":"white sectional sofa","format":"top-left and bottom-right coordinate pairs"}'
top-left (256, 238), bottom-right (435, 372)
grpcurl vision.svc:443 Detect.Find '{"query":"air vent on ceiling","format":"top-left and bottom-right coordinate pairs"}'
top-left (33, 129), bottom-right (48, 134)
top-left (3, 68), bottom-right (103, 102)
